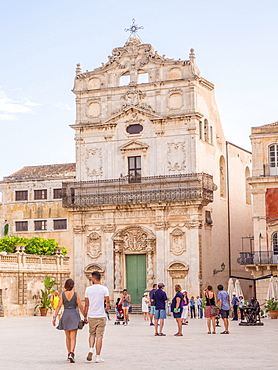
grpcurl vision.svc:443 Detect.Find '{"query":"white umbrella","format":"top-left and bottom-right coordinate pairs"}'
top-left (266, 276), bottom-right (276, 300)
top-left (274, 277), bottom-right (278, 300)
top-left (234, 279), bottom-right (243, 298)
top-left (227, 278), bottom-right (235, 300)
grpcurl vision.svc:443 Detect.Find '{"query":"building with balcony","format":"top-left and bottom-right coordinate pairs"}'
top-left (63, 37), bottom-right (252, 302)
top-left (239, 121), bottom-right (278, 302)
top-left (0, 37), bottom-right (253, 304)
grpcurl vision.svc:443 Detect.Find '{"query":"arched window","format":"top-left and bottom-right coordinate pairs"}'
top-left (272, 232), bottom-right (278, 255)
top-left (199, 121), bottom-right (202, 140)
top-left (219, 156), bottom-right (226, 198)
top-left (138, 71), bottom-right (148, 84)
top-left (204, 119), bottom-right (209, 142)
top-left (269, 144), bottom-right (278, 175)
top-left (245, 167), bottom-right (251, 205)
top-left (120, 74), bottom-right (130, 86)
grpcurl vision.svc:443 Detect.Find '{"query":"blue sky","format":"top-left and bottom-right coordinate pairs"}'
top-left (1, 0), bottom-right (278, 179)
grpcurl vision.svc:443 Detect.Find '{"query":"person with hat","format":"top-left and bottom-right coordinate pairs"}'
top-left (154, 283), bottom-right (168, 336)
top-left (141, 292), bottom-right (149, 321)
top-left (231, 292), bottom-right (239, 321)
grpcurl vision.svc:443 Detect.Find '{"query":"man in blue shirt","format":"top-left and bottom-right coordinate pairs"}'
top-left (154, 282), bottom-right (168, 336)
top-left (231, 292), bottom-right (239, 321)
top-left (217, 284), bottom-right (230, 334)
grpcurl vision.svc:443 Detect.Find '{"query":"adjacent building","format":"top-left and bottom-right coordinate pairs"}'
top-left (239, 121), bottom-right (278, 302)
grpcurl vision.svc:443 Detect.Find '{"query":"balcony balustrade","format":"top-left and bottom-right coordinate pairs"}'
top-left (237, 251), bottom-right (278, 265)
top-left (62, 172), bottom-right (215, 208)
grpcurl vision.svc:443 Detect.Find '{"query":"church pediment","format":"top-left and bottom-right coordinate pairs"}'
top-left (119, 140), bottom-right (149, 153)
top-left (105, 106), bottom-right (162, 124)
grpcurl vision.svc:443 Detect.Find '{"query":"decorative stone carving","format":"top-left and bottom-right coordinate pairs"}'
top-left (86, 148), bottom-right (103, 177)
top-left (168, 262), bottom-right (188, 279)
top-left (88, 78), bottom-right (101, 90)
top-left (114, 242), bottom-right (123, 290)
top-left (84, 263), bottom-right (104, 280)
top-left (170, 228), bottom-right (185, 255)
top-left (73, 225), bottom-right (86, 234)
top-left (125, 112), bottom-right (144, 124)
top-left (146, 245), bottom-right (154, 289)
top-left (184, 220), bottom-right (202, 229)
top-left (168, 93), bottom-right (183, 110)
top-left (122, 88), bottom-right (145, 107)
top-left (87, 232), bottom-right (101, 259)
top-left (167, 142), bottom-right (186, 171)
top-left (87, 101), bottom-right (101, 117)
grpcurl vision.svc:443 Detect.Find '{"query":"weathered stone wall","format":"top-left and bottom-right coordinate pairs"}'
top-left (0, 251), bottom-right (70, 316)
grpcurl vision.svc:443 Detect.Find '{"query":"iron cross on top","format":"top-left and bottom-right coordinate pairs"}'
top-left (124, 19), bottom-right (144, 38)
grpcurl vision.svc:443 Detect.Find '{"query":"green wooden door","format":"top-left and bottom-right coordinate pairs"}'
top-left (126, 254), bottom-right (146, 304)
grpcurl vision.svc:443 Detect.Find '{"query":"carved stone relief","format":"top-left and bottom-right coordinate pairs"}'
top-left (87, 232), bottom-right (101, 259)
top-left (168, 262), bottom-right (188, 279)
top-left (86, 148), bottom-right (103, 177)
top-left (170, 228), bottom-right (185, 255)
top-left (167, 142), bottom-right (186, 171)
top-left (84, 263), bottom-right (104, 281)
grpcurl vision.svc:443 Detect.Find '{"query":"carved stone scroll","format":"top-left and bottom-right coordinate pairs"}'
top-left (87, 232), bottom-right (101, 259)
top-left (168, 262), bottom-right (188, 279)
top-left (170, 228), bottom-right (185, 256)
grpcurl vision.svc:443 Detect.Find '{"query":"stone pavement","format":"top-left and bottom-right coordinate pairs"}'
top-left (0, 314), bottom-right (277, 370)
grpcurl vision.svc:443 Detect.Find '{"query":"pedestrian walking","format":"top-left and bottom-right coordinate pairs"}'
top-left (142, 292), bottom-right (149, 321)
top-left (154, 282), bottom-right (168, 336)
top-left (149, 283), bottom-right (157, 326)
top-left (84, 271), bottom-right (110, 363)
top-left (120, 289), bottom-right (131, 325)
top-left (231, 292), bottom-right (239, 321)
top-left (181, 290), bottom-right (189, 325)
top-left (217, 284), bottom-right (230, 334)
top-left (51, 290), bottom-right (62, 321)
top-left (190, 296), bottom-right (196, 318)
top-left (197, 296), bottom-right (203, 319)
top-left (52, 279), bottom-right (85, 363)
top-left (239, 295), bottom-right (245, 321)
top-left (203, 285), bottom-right (217, 334)
top-left (171, 284), bottom-right (183, 336)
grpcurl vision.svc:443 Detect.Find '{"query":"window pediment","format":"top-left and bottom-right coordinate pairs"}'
top-left (119, 140), bottom-right (149, 153)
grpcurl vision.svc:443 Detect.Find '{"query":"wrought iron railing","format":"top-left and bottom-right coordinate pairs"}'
top-left (237, 251), bottom-right (278, 265)
top-left (62, 172), bottom-right (215, 208)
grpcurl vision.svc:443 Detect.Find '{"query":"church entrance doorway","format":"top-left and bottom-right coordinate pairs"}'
top-left (126, 254), bottom-right (146, 304)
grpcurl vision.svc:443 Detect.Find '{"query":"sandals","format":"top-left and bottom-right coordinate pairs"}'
top-left (174, 333), bottom-right (183, 336)
top-left (154, 333), bottom-right (160, 336)
top-left (220, 331), bottom-right (229, 334)
top-left (207, 331), bottom-right (211, 334)
top-left (212, 331), bottom-right (216, 334)
top-left (159, 333), bottom-right (166, 336)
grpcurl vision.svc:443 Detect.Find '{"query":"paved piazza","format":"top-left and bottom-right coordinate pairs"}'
top-left (0, 315), bottom-right (277, 369)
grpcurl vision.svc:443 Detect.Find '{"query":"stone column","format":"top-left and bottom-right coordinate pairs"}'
top-left (146, 243), bottom-right (154, 290)
top-left (114, 242), bottom-right (123, 291)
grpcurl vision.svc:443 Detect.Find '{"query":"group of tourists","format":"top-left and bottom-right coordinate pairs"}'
top-left (145, 282), bottom-right (233, 336)
top-left (51, 273), bottom-right (239, 364)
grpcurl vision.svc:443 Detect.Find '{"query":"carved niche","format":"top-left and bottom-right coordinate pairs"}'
top-left (86, 148), bottom-right (103, 177)
top-left (167, 142), bottom-right (186, 171)
top-left (87, 232), bottom-right (101, 259)
top-left (170, 228), bottom-right (185, 256)
top-left (168, 262), bottom-right (188, 279)
top-left (84, 263), bottom-right (104, 281)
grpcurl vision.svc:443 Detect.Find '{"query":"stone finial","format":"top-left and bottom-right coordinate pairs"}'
top-left (76, 63), bottom-right (82, 75)
top-left (189, 48), bottom-right (195, 62)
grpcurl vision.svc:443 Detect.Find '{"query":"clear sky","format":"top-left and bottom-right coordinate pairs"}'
top-left (1, 0), bottom-right (278, 180)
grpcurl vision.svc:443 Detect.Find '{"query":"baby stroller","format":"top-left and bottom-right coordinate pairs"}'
top-left (115, 302), bottom-right (124, 325)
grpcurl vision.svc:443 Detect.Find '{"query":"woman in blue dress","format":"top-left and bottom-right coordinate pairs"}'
top-left (52, 279), bottom-right (85, 363)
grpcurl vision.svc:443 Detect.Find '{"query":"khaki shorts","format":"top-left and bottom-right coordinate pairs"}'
top-left (88, 317), bottom-right (106, 338)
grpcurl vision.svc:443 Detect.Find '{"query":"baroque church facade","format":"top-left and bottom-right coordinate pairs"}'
top-left (62, 38), bottom-right (252, 302)
top-left (1, 38), bottom-right (253, 305)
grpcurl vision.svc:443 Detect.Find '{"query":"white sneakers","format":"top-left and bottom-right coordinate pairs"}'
top-left (95, 356), bottom-right (105, 363)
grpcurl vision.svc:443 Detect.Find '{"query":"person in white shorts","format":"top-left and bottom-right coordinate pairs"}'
top-left (84, 271), bottom-right (110, 363)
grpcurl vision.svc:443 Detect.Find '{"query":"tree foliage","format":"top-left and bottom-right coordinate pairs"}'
top-left (0, 236), bottom-right (67, 255)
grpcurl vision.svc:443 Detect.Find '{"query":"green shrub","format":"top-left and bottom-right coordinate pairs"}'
top-left (0, 236), bottom-right (67, 255)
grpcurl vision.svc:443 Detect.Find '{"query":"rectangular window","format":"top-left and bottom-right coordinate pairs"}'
top-left (128, 156), bottom-right (141, 183)
top-left (53, 188), bottom-right (62, 199)
top-left (34, 189), bottom-right (47, 200)
top-left (15, 191), bottom-right (28, 201)
top-left (15, 221), bottom-right (28, 231)
top-left (53, 219), bottom-right (67, 230)
top-left (34, 220), bottom-right (47, 231)
top-left (210, 126), bottom-right (213, 144)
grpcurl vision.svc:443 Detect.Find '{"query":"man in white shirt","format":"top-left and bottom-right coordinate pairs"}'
top-left (84, 271), bottom-right (110, 363)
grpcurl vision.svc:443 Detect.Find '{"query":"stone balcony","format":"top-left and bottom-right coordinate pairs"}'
top-left (62, 172), bottom-right (215, 208)
top-left (237, 251), bottom-right (278, 266)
